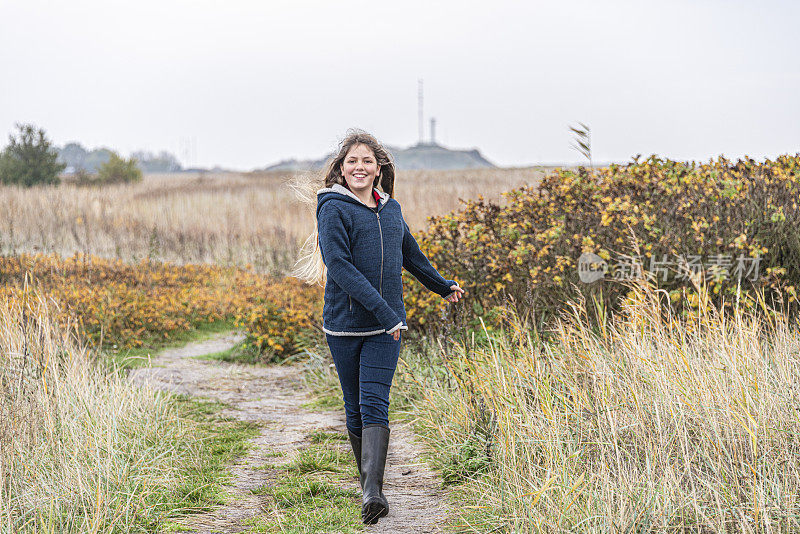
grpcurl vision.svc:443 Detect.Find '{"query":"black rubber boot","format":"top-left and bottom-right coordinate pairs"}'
top-left (360, 423), bottom-right (390, 524)
top-left (347, 429), bottom-right (362, 482)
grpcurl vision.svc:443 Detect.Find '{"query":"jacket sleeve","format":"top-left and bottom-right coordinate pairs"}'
top-left (402, 218), bottom-right (457, 299)
top-left (318, 203), bottom-right (403, 330)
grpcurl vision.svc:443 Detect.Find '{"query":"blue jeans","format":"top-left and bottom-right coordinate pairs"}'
top-left (325, 332), bottom-right (402, 437)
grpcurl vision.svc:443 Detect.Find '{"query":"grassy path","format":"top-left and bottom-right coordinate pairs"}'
top-left (128, 331), bottom-right (453, 533)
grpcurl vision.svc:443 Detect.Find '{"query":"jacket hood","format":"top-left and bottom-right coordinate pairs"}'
top-left (316, 183), bottom-right (391, 218)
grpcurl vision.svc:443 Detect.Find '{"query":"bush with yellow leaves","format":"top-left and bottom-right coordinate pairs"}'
top-left (0, 252), bottom-right (323, 357)
top-left (405, 154), bottom-right (800, 334)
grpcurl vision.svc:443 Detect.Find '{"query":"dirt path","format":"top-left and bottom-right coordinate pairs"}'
top-left (128, 331), bottom-right (453, 533)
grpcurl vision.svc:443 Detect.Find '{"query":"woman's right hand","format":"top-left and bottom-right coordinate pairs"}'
top-left (445, 284), bottom-right (466, 303)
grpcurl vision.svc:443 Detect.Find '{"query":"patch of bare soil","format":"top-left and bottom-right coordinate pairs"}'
top-left (128, 331), bottom-right (454, 533)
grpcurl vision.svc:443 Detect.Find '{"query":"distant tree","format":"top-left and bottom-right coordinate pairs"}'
top-left (84, 148), bottom-right (114, 173)
top-left (0, 123), bottom-right (65, 186)
top-left (96, 152), bottom-right (143, 184)
top-left (58, 141), bottom-right (88, 171)
top-left (131, 150), bottom-right (183, 172)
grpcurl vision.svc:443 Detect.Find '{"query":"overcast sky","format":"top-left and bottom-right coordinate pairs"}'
top-left (1, 0), bottom-right (798, 170)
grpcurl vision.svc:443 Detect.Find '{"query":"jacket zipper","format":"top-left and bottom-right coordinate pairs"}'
top-left (347, 211), bottom-right (380, 311)
top-left (376, 211), bottom-right (383, 296)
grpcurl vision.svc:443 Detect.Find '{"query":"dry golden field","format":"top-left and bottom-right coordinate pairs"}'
top-left (0, 167), bottom-right (553, 274)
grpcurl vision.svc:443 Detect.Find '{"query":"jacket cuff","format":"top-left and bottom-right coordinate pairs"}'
top-left (386, 321), bottom-right (405, 334)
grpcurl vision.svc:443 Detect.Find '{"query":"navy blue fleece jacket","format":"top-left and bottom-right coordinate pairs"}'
top-left (316, 183), bottom-right (457, 336)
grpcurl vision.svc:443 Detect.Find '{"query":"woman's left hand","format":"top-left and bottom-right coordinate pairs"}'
top-left (445, 284), bottom-right (466, 303)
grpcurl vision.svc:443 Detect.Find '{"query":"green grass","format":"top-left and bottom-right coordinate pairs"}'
top-left (192, 338), bottom-right (268, 365)
top-left (285, 443), bottom-right (356, 476)
top-left (244, 475), bottom-right (363, 533)
top-left (241, 430), bottom-right (362, 533)
top-left (160, 521), bottom-right (199, 533)
top-left (168, 395), bottom-right (262, 512)
top-left (192, 344), bottom-right (240, 362)
top-left (308, 430), bottom-right (347, 443)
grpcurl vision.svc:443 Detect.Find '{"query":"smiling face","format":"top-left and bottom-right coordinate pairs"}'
top-left (340, 143), bottom-right (380, 195)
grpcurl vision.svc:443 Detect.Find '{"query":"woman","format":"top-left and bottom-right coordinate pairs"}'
top-left (292, 129), bottom-right (465, 524)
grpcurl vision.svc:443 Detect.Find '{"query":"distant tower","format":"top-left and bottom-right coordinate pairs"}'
top-left (417, 79), bottom-right (424, 145)
top-left (430, 118), bottom-right (436, 145)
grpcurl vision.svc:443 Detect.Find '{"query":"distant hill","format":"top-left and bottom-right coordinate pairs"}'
top-left (393, 143), bottom-right (495, 170)
top-left (262, 142), bottom-right (496, 172)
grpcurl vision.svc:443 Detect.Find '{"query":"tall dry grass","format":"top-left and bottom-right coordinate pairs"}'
top-left (0, 287), bottom-right (204, 532)
top-left (0, 168), bottom-right (547, 274)
top-left (401, 280), bottom-right (800, 532)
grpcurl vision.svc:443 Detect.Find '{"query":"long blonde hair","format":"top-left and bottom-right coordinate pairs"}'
top-left (289, 129), bottom-right (396, 286)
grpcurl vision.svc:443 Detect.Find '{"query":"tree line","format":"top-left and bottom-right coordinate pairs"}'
top-left (0, 123), bottom-right (183, 187)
